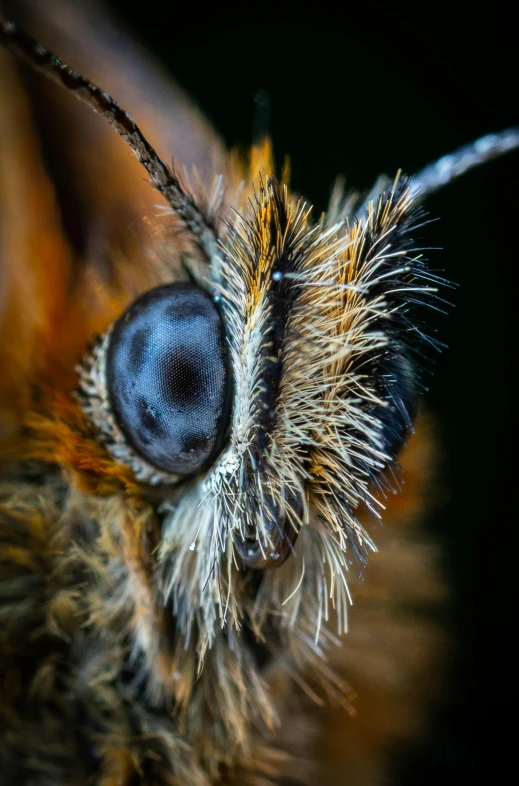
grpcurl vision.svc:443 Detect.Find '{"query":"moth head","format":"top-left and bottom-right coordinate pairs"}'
top-left (1, 20), bottom-right (441, 661)
top-left (75, 170), bottom-right (434, 664)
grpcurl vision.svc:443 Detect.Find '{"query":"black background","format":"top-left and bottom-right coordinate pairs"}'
top-left (103, 7), bottom-right (518, 784)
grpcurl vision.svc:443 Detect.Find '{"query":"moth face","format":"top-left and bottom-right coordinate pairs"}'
top-left (78, 175), bottom-right (427, 659)
top-left (0, 0), bottom-right (436, 665)
top-left (0, 20), bottom-right (432, 637)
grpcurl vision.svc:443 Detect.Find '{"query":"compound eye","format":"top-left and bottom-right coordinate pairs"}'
top-left (106, 284), bottom-right (231, 476)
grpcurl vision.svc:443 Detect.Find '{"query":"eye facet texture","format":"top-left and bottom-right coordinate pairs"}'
top-left (106, 284), bottom-right (231, 476)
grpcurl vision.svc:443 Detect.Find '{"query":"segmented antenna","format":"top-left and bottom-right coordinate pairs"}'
top-left (411, 127), bottom-right (519, 199)
top-left (0, 19), bottom-right (218, 261)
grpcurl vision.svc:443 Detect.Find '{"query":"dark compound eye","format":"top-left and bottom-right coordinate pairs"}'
top-left (106, 284), bottom-right (232, 476)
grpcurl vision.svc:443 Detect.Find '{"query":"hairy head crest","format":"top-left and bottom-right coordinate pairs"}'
top-left (158, 175), bottom-right (438, 668)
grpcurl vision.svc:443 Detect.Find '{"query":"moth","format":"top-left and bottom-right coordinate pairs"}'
top-left (1, 3), bottom-right (517, 785)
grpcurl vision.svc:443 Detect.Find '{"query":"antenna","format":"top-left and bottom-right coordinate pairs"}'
top-left (411, 127), bottom-right (519, 199)
top-left (0, 19), bottom-right (218, 262)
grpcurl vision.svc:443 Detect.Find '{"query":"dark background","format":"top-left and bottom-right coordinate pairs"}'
top-left (101, 8), bottom-right (518, 784)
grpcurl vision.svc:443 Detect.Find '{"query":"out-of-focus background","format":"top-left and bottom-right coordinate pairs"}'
top-left (99, 9), bottom-right (517, 784)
